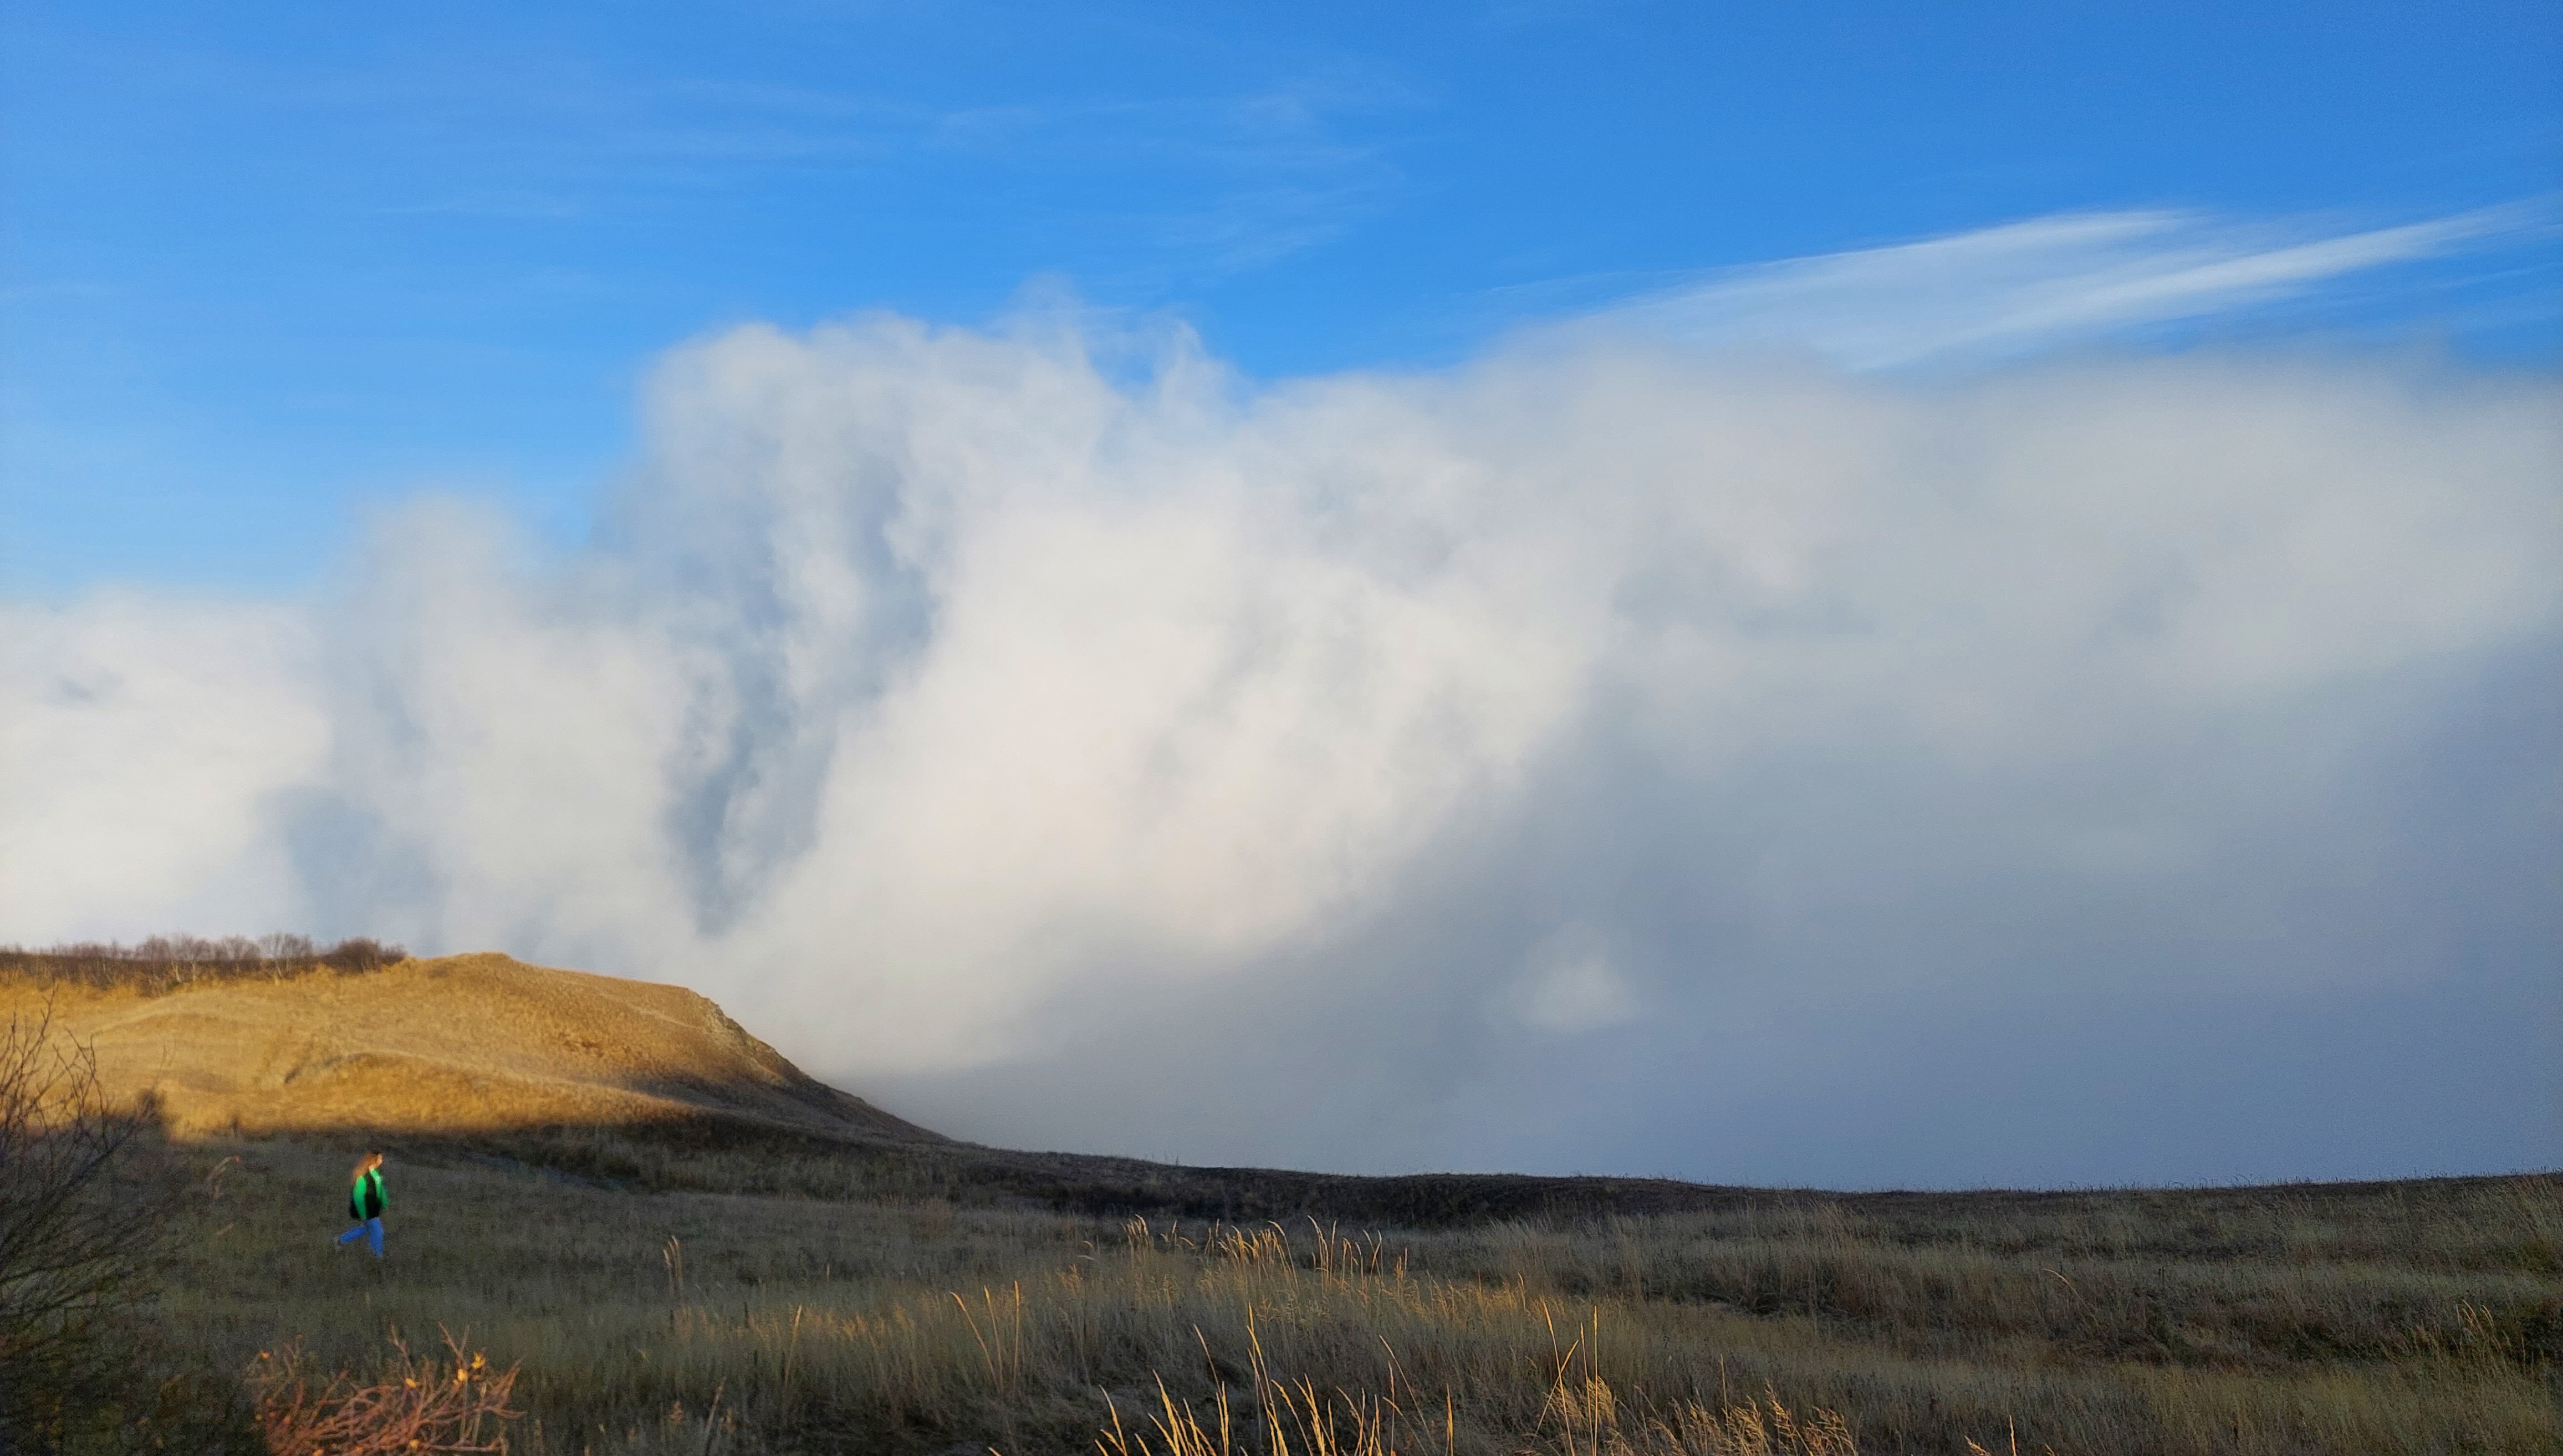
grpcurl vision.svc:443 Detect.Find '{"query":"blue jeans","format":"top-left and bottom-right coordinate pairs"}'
top-left (338, 1217), bottom-right (384, 1257)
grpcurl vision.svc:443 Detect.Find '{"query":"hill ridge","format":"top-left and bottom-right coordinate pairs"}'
top-left (16, 951), bottom-right (2532, 1229)
top-left (2, 950), bottom-right (941, 1145)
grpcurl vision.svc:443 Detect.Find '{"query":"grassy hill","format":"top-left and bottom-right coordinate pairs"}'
top-left (0, 950), bottom-right (935, 1145)
top-left (4, 952), bottom-right (2556, 1454)
top-left (2, 949), bottom-right (2007, 1227)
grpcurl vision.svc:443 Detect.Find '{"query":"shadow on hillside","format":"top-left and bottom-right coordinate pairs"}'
top-left (171, 1103), bottom-right (1801, 1224)
top-left (162, 1100), bottom-right (2552, 1232)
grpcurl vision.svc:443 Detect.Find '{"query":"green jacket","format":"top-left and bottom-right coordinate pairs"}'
top-left (349, 1168), bottom-right (385, 1222)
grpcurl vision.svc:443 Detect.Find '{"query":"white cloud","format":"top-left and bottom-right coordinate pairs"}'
top-left (1587, 202), bottom-right (2555, 369)
top-left (1510, 929), bottom-right (1638, 1034)
top-left (0, 594), bottom-right (325, 938)
top-left (4, 300), bottom-right (2556, 1183)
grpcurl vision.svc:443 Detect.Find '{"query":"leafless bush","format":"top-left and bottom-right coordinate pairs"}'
top-left (244, 1326), bottom-right (521, 1455)
top-left (0, 1004), bottom-right (188, 1450)
top-left (0, 935), bottom-right (409, 997)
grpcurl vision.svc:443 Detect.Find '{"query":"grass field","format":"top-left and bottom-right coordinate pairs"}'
top-left (7, 954), bottom-right (2554, 1453)
top-left (99, 1131), bottom-right (2563, 1455)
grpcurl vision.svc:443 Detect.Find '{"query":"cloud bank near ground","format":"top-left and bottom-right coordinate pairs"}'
top-left (6, 287), bottom-right (2559, 1185)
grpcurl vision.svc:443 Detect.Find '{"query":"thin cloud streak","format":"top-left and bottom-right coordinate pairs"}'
top-left (1585, 201), bottom-right (2558, 369)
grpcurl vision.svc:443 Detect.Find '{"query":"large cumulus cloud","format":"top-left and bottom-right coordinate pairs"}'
top-left (4, 313), bottom-right (2556, 1184)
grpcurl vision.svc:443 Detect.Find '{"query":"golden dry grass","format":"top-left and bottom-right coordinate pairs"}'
top-left (144, 1137), bottom-right (2559, 1455)
top-left (15, 956), bottom-right (2555, 1453)
top-left (0, 953), bottom-right (931, 1143)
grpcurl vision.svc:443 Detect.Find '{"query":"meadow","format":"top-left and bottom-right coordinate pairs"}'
top-left (105, 1132), bottom-right (2563, 1455)
top-left (4, 949), bottom-right (2554, 1454)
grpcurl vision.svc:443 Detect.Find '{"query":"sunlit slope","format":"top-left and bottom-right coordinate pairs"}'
top-left (1, 952), bottom-right (940, 1142)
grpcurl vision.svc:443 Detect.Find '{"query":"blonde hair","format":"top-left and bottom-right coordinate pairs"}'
top-left (350, 1151), bottom-right (384, 1183)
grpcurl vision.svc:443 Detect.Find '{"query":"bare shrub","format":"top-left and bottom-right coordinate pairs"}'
top-left (0, 936), bottom-right (408, 997)
top-left (0, 1004), bottom-right (189, 1449)
top-left (244, 1326), bottom-right (522, 1455)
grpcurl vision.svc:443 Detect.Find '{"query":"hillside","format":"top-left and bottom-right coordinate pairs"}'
top-left (10, 951), bottom-right (2541, 1233)
top-left (7, 951), bottom-right (2555, 1454)
top-left (0, 948), bottom-right (1760, 1221)
top-left (0, 951), bottom-right (938, 1145)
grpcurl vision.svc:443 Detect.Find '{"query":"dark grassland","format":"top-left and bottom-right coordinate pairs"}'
top-left (100, 1122), bottom-right (2563, 1454)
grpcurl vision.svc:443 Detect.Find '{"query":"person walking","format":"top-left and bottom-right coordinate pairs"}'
top-left (334, 1151), bottom-right (387, 1259)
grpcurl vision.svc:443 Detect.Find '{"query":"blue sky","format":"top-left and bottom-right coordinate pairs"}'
top-left (4, 0), bottom-right (2557, 597)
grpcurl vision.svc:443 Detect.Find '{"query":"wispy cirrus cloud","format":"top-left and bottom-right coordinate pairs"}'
top-left (344, 65), bottom-right (1410, 278)
top-left (1571, 201), bottom-right (2560, 369)
top-left (923, 69), bottom-right (1417, 277)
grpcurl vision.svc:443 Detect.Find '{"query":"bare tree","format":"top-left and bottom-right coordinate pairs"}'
top-left (0, 1003), bottom-right (185, 1450)
top-left (0, 935), bottom-right (406, 996)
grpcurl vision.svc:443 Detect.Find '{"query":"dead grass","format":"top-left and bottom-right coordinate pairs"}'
top-left (17, 958), bottom-right (2551, 1452)
top-left (0, 954), bottom-right (935, 1144)
top-left (135, 1135), bottom-right (2560, 1454)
